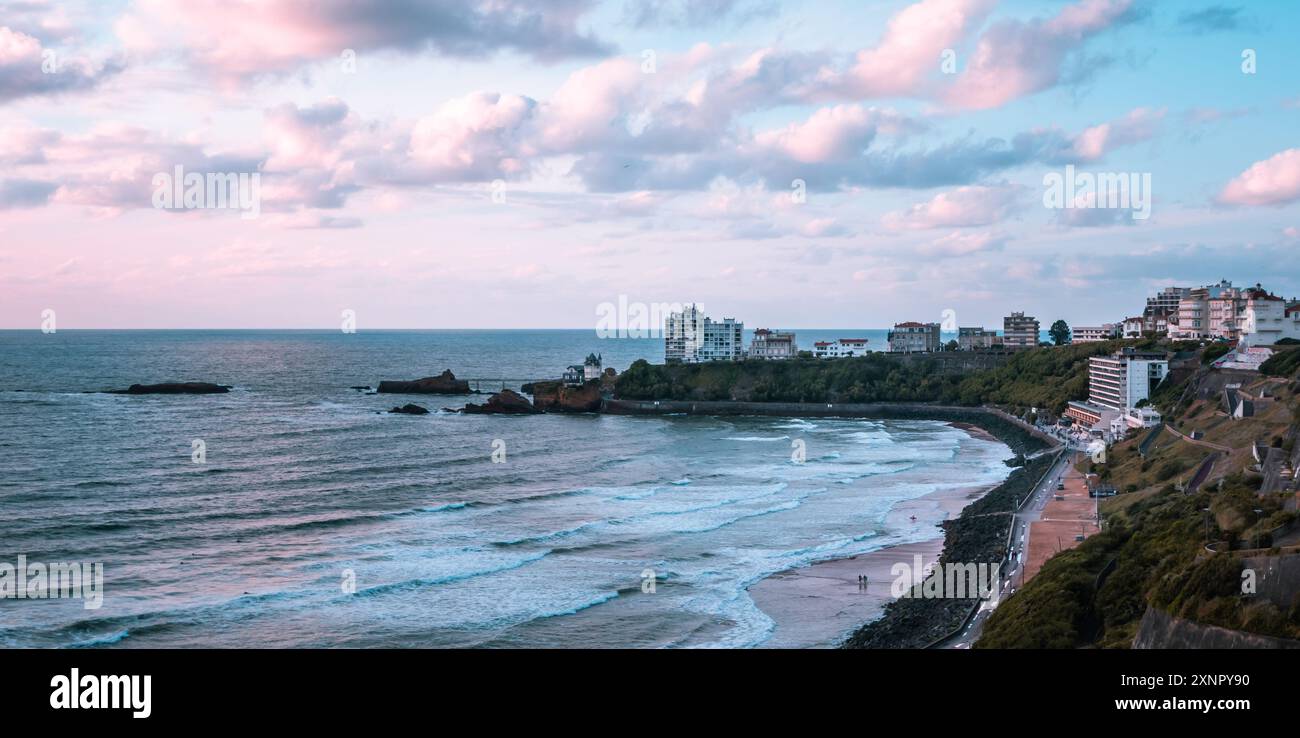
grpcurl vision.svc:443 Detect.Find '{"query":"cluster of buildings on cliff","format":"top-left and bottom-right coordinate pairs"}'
top-left (1071, 281), bottom-right (1300, 347)
top-left (660, 280), bottom-right (1300, 365)
top-left (661, 304), bottom-right (1048, 363)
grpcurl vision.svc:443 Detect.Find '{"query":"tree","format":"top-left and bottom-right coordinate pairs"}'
top-left (1049, 319), bottom-right (1071, 346)
top-left (945, 339), bottom-right (959, 351)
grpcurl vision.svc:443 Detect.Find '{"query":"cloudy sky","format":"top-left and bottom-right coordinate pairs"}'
top-left (1, 0), bottom-right (1298, 329)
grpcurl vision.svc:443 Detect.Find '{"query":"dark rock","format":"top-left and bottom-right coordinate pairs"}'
top-left (529, 380), bottom-right (603, 413)
top-left (351, 385), bottom-right (372, 391)
top-left (110, 382), bottom-right (231, 395)
top-left (377, 370), bottom-right (471, 395)
top-left (388, 403), bottom-right (430, 415)
top-left (461, 389), bottom-right (541, 414)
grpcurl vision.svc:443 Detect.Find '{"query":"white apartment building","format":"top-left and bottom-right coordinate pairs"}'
top-left (1002, 312), bottom-right (1039, 350)
top-left (749, 329), bottom-right (798, 359)
top-left (1088, 348), bottom-right (1169, 412)
top-left (664, 304), bottom-right (744, 363)
top-left (813, 338), bottom-right (870, 358)
top-left (1121, 316), bottom-right (1145, 338)
top-left (1065, 348), bottom-right (1168, 437)
top-left (887, 323), bottom-right (940, 353)
top-left (1240, 287), bottom-right (1300, 347)
top-left (1073, 324), bottom-right (1117, 343)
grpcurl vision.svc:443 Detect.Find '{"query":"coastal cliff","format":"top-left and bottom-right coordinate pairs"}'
top-left (523, 380), bottom-right (603, 413)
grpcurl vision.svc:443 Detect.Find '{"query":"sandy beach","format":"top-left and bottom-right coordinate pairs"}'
top-left (749, 423), bottom-right (1004, 648)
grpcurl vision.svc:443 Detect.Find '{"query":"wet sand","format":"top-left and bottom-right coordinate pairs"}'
top-left (749, 478), bottom-right (997, 648)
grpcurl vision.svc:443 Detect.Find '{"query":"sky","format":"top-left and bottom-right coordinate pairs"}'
top-left (0, 0), bottom-right (1298, 329)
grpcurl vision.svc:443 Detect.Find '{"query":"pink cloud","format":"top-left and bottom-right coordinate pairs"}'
top-left (838, 0), bottom-right (995, 97)
top-left (916, 230), bottom-right (1007, 256)
top-left (944, 0), bottom-right (1137, 110)
top-left (752, 105), bottom-right (907, 164)
top-left (884, 184), bottom-right (1022, 229)
top-left (1218, 148), bottom-right (1300, 206)
top-left (115, 0), bottom-right (610, 84)
top-left (1070, 107), bottom-right (1165, 161)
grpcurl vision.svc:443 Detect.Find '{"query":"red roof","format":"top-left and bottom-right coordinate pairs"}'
top-left (839, 338), bottom-right (869, 344)
top-left (893, 321), bottom-right (927, 328)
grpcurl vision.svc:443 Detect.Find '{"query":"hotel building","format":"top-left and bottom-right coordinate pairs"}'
top-left (1066, 347), bottom-right (1169, 439)
top-left (1072, 324), bottom-right (1117, 343)
top-left (664, 304), bottom-right (744, 363)
top-left (887, 322), bottom-right (941, 353)
top-left (1002, 312), bottom-right (1040, 350)
top-left (813, 338), bottom-right (870, 358)
top-left (749, 329), bottom-right (798, 359)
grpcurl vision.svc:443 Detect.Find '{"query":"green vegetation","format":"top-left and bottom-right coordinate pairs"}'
top-left (977, 474), bottom-right (1299, 648)
top-left (617, 340), bottom-right (1143, 415)
top-left (1049, 319), bottom-right (1071, 346)
top-left (1201, 343), bottom-right (1233, 364)
top-left (1260, 347), bottom-right (1300, 377)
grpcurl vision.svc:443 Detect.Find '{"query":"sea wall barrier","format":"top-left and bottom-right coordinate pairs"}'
top-left (603, 399), bottom-right (1060, 452)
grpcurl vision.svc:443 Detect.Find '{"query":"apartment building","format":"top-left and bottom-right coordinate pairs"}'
top-left (1147, 286), bottom-right (1189, 315)
top-left (1072, 324), bottom-right (1117, 343)
top-left (1240, 287), bottom-right (1300, 347)
top-left (749, 329), bottom-right (798, 359)
top-left (664, 304), bottom-right (744, 362)
top-left (813, 338), bottom-right (870, 358)
top-left (887, 322), bottom-right (940, 353)
top-left (1172, 280), bottom-right (1244, 340)
top-left (1066, 348), bottom-right (1169, 436)
top-left (957, 327), bottom-right (1000, 350)
top-left (1002, 312), bottom-right (1040, 350)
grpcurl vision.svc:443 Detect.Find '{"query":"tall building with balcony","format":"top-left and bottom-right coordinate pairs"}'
top-left (1145, 287), bottom-right (1189, 321)
top-left (1172, 280), bottom-right (1244, 340)
top-left (887, 322), bottom-right (940, 353)
top-left (1066, 348), bottom-right (1169, 436)
top-left (749, 329), bottom-right (798, 359)
top-left (664, 304), bottom-right (744, 363)
top-left (1002, 312), bottom-right (1040, 350)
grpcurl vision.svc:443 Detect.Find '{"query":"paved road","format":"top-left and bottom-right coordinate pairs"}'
top-left (940, 443), bottom-right (1081, 649)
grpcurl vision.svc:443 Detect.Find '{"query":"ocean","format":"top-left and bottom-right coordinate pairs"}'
top-left (0, 330), bottom-right (1013, 648)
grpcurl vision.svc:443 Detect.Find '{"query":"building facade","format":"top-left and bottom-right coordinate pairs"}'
top-left (1171, 280), bottom-right (1244, 340)
top-left (1072, 324), bottom-right (1117, 343)
top-left (956, 327), bottom-right (999, 350)
top-left (1065, 348), bottom-right (1168, 437)
top-left (749, 329), bottom-right (798, 359)
top-left (813, 338), bottom-right (870, 358)
top-left (664, 304), bottom-right (744, 363)
top-left (583, 353), bottom-right (602, 381)
top-left (1121, 316), bottom-right (1145, 339)
top-left (1002, 312), bottom-right (1040, 350)
top-left (887, 323), bottom-right (940, 353)
top-left (1240, 287), bottom-right (1300, 347)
